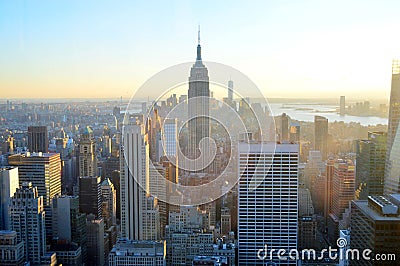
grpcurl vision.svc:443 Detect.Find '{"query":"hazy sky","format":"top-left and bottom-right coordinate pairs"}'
top-left (1, 0), bottom-right (400, 99)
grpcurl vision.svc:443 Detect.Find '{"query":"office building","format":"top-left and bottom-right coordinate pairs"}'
top-left (331, 159), bottom-right (355, 217)
top-left (163, 118), bottom-right (178, 158)
top-left (9, 182), bottom-right (46, 265)
top-left (298, 216), bottom-right (317, 250)
top-left (350, 195), bottom-right (400, 266)
top-left (384, 59), bottom-right (400, 194)
top-left (9, 152), bottom-right (61, 243)
top-left (314, 116), bottom-right (328, 159)
top-left (108, 238), bottom-right (166, 266)
top-left (79, 176), bottom-right (101, 218)
top-left (298, 185), bottom-right (314, 217)
top-left (289, 122), bottom-right (300, 143)
top-left (51, 196), bottom-right (87, 263)
top-left (238, 141), bottom-right (299, 265)
top-left (220, 207), bottom-right (231, 235)
top-left (28, 126), bottom-right (48, 153)
top-left (188, 29), bottom-right (210, 163)
top-left (0, 167), bottom-right (19, 230)
top-left (280, 113), bottom-right (289, 141)
top-left (78, 126), bottom-right (97, 177)
top-left (8, 152), bottom-right (61, 206)
top-left (50, 241), bottom-right (82, 266)
top-left (228, 80), bottom-right (233, 101)
top-left (86, 214), bottom-right (105, 266)
top-left (101, 178), bottom-right (117, 228)
top-left (355, 132), bottom-right (387, 199)
top-left (121, 124), bottom-right (159, 240)
top-left (0, 230), bottom-right (25, 266)
top-left (324, 158), bottom-right (335, 223)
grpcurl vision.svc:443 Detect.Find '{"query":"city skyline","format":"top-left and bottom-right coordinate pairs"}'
top-left (1, 1), bottom-right (400, 99)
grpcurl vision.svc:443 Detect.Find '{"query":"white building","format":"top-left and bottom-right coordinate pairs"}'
top-left (0, 167), bottom-right (19, 230)
top-left (108, 238), bottom-right (165, 266)
top-left (121, 124), bottom-right (159, 240)
top-left (9, 182), bottom-right (46, 265)
top-left (238, 141), bottom-right (299, 265)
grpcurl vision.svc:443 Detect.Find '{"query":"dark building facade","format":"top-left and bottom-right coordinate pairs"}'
top-left (28, 126), bottom-right (48, 153)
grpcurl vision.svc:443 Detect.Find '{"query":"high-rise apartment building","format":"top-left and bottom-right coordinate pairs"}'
top-left (78, 126), bottom-right (97, 177)
top-left (9, 183), bottom-right (46, 265)
top-left (384, 59), bottom-right (400, 194)
top-left (356, 132), bottom-right (387, 199)
top-left (238, 141), bottom-right (298, 265)
top-left (28, 126), bottom-right (48, 153)
top-left (314, 115), bottom-right (328, 159)
top-left (0, 167), bottom-right (19, 230)
top-left (188, 29), bottom-right (210, 162)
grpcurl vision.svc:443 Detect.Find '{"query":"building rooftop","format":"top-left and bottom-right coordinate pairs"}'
top-left (353, 199), bottom-right (400, 221)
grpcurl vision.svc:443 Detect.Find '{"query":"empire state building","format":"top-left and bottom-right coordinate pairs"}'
top-left (188, 29), bottom-right (210, 164)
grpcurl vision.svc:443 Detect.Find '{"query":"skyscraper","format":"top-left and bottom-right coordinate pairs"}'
top-left (228, 80), bottom-right (234, 101)
top-left (51, 195), bottom-right (87, 264)
top-left (9, 182), bottom-right (46, 265)
top-left (79, 176), bottom-right (102, 218)
top-left (86, 214), bottom-right (105, 266)
top-left (331, 159), bottom-right (355, 217)
top-left (0, 167), bottom-right (19, 230)
top-left (101, 178), bottom-right (117, 228)
top-left (350, 195), bottom-right (400, 266)
top-left (28, 126), bottom-right (48, 153)
top-left (356, 132), bottom-right (387, 199)
top-left (121, 123), bottom-right (159, 240)
top-left (280, 113), bottom-right (289, 141)
top-left (78, 126), bottom-right (97, 178)
top-left (238, 140), bottom-right (298, 265)
top-left (163, 118), bottom-right (178, 158)
top-left (188, 29), bottom-right (210, 162)
top-left (314, 115), bottom-right (328, 159)
top-left (289, 122), bottom-right (300, 143)
top-left (384, 59), bottom-right (400, 194)
top-left (9, 152), bottom-right (62, 245)
top-left (8, 152), bottom-right (62, 206)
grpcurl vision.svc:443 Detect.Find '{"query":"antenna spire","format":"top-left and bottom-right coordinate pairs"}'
top-left (198, 25), bottom-right (201, 45)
